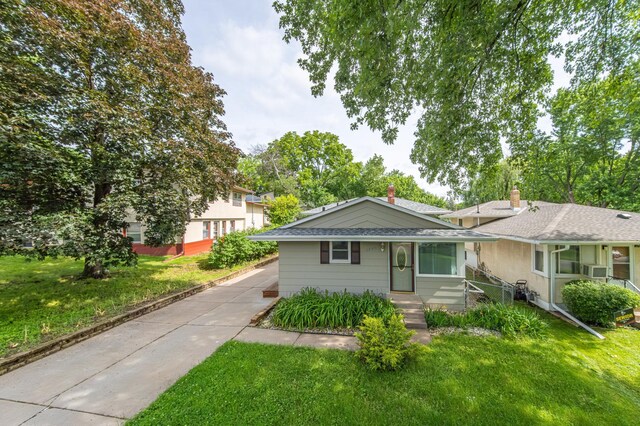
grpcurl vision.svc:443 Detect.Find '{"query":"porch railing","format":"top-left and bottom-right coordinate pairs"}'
top-left (464, 279), bottom-right (515, 308)
top-left (606, 276), bottom-right (640, 295)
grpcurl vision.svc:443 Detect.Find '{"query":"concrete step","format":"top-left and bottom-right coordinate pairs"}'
top-left (401, 307), bottom-right (425, 315)
top-left (392, 301), bottom-right (424, 309)
top-left (406, 322), bottom-right (428, 330)
top-left (403, 312), bottom-right (426, 322)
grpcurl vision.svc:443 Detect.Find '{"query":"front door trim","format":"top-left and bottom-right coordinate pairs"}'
top-left (389, 242), bottom-right (415, 292)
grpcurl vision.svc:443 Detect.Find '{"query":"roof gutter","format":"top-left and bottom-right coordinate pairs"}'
top-left (248, 235), bottom-right (498, 243)
top-left (550, 245), bottom-right (605, 340)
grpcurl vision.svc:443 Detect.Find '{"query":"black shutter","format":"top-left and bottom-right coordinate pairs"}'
top-left (351, 242), bottom-right (360, 264)
top-left (320, 241), bottom-right (330, 264)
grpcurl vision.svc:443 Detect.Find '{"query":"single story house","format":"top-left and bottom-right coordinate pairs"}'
top-left (442, 187), bottom-right (640, 312)
top-left (250, 186), bottom-right (495, 310)
top-left (126, 186), bottom-right (268, 256)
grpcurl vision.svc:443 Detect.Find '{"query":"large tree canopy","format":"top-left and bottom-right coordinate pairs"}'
top-left (0, 0), bottom-right (239, 277)
top-left (241, 132), bottom-right (447, 208)
top-left (273, 0), bottom-right (639, 188)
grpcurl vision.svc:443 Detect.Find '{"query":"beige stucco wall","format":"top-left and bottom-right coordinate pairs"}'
top-left (245, 204), bottom-right (266, 229)
top-left (278, 241), bottom-right (389, 297)
top-left (197, 191), bottom-right (246, 220)
top-left (297, 200), bottom-right (448, 229)
top-left (635, 247), bottom-right (640, 286)
top-left (478, 240), bottom-right (550, 303)
top-left (416, 276), bottom-right (465, 311)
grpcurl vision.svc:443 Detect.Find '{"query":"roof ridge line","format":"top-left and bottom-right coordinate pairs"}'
top-left (540, 204), bottom-right (572, 239)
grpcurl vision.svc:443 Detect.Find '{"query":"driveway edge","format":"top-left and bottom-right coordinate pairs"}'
top-left (0, 255), bottom-right (279, 376)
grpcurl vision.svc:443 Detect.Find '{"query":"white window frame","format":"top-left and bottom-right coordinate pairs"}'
top-left (330, 241), bottom-right (351, 264)
top-left (202, 221), bottom-right (211, 240)
top-left (415, 242), bottom-right (464, 277)
top-left (232, 192), bottom-right (242, 207)
top-left (532, 244), bottom-right (548, 277)
top-left (556, 245), bottom-right (582, 277)
top-left (127, 222), bottom-right (142, 244)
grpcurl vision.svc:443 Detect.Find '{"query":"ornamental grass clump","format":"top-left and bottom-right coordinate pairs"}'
top-left (562, 280), bottom-right (640, 327)
top-left (424, 303), bottom-right (548, 338)
top-left (271, 288), bottom-right (396, 329)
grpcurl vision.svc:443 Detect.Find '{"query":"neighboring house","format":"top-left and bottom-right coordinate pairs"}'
top-left (127, 186), bottom-right (266, 256)
top-left (246, 194), bottom-right (269, 229)
top-left (250, 186), bottom-right (495, 310)
top-left (442, 187), bottom-right (640, 312)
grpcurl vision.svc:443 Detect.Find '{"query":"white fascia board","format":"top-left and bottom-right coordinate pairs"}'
top-left (281, 196), bottom-right (459, 230)
top-left (248, 235), bottom-right (498, 242)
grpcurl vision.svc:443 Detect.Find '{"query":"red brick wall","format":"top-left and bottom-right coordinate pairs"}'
top-left (183, 239), bottom-right (214, 256)
top-left (132, 243), bottom-right (182, 256)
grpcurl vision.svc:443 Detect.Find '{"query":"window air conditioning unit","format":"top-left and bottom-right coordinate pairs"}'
top-left (582, 264), bottom-right (607, 279)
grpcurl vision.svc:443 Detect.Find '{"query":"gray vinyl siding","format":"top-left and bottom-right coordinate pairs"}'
top-left (278, 241), bottom-right (388, 297)
top-left (296, 200), bottom-right (447, 229)
top-left (415, 276), bottom-right (465, 311)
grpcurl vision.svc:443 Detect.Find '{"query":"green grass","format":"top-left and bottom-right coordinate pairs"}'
top-left (130, 309), bottom-right (640, 425)
top-left (0, 254), bottom-right (265, 358)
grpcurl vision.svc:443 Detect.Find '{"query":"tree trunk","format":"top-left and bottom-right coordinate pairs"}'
top-left (82, 259), bottom-right (107, 279)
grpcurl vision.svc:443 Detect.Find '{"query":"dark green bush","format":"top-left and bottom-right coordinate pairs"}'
top-left (424, 304), bottom-right (548, 338)
top-left (562, 280), bottom-right (640, 327)
top-left (208, 227), bottom-right (278, 269)
top-left (355, 314), bottom-right (421, 371)
top-left (271, 288), bottom-right (396, 329)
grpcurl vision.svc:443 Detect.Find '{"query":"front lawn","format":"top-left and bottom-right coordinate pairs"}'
top-left (0, 254), bottom-right (265, 358)
top-left (130, 309), bottom-right (640, 425)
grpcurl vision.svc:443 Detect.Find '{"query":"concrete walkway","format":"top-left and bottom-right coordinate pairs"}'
top-left (234, 328), bottom-right (359, 350)
top-left (0, 262), bottom-right (280, 425)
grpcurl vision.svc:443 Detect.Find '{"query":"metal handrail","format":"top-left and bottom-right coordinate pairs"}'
top-left (465, 280), bottom-right (485, 294)
top-left (607, 276), bottom-right (640, 295)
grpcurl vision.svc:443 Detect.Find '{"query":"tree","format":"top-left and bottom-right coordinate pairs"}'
top-left (273, 0), bottom-right (639, 188)
top-left (251, 131), bottom-right (361, 207)
top-left (0, 0), bottom-right (239, 277)
top-left (511, 63), bottom-right (640, 211)
top-left (266, 194), bottom-right (301, 226)
top-left (459, 160), bottom-right (521, 206)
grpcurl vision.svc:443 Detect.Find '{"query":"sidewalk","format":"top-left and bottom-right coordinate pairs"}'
top-left (0, 262), bottom-right (279, 425)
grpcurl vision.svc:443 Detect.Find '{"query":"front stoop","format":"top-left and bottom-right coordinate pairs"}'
top-left (391, 294), bottom-right (428, 330)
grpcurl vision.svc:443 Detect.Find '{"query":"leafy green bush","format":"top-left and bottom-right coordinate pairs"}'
top-left (424, 304), bottom-right (548, 338)
top-left (355, 314), bottom-right (421, 371)
top-left (562, 280), bottom-right (640, 327)
top-left (271, 288), bottom-right (396, 329)
top-left (208, 227), bottom-right (277, 269)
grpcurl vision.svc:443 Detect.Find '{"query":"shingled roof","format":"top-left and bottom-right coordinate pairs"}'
top-left (249, 227), bottom-right (496, 242)
top-left (474, 203), bottom-right (640, 243)
top-left (302, 197), bottom-right (451, 216)
top-left (441, 200), bottom-right (556, 219)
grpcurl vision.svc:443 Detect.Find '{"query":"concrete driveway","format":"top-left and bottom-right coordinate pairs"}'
top-left (0, 261), bottom-right (278, 425)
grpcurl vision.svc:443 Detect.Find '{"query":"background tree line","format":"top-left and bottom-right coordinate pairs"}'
top-left (238, 130), bottom-right (448, 209)
top-left (460, 64), bottom-right (639, 213)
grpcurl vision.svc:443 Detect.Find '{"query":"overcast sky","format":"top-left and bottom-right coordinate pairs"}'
top-left (181, 0), bottom-right (570, 197)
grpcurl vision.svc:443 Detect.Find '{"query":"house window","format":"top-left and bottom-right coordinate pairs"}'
top-left (557, 245), bottom-right (580, 274)
top-left (330, 241), bottom-right (351, 263)
top-left (222, 221), bottom-right (227, 235)
top-left (534, 245), bottom-right (545, 273)
top-left (418, 243), bottom-right (457, 275)
top-left (127, 223), bottom-right (142, 243)
top-left (202, 221), bottom-right (211, 240)
top-left (213, 221), bottom-right (219, 238)
top-left (233, 192), bottom-right (242, 207)
top-left (612, 246), bottom-right (631, 280)
top-left (230, 220), bottom-right (236, 232)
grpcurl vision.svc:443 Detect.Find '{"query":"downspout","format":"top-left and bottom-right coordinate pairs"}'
top-left (550, 245), bottom-right (604, 339)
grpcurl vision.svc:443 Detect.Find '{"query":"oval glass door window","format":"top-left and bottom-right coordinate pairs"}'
top-left (396, 246), bottom-right (407, 271)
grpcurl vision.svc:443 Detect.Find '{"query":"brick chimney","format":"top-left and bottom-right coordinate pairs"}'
top-left (510, 186), bottom-right (521, 210)
top-left (387, 184), bottom-right (395, 205)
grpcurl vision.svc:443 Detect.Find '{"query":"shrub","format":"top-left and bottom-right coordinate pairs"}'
top-left (355, 314), bottom-right (420, 371)
top-left (208, 227), bottom-right (278, 269)
top-left (562, 280), bottom-right (640, 327)
top-left (271, 288), bottom-right (396, 329)
top-left (424, 304), bottom-right (548, 338)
